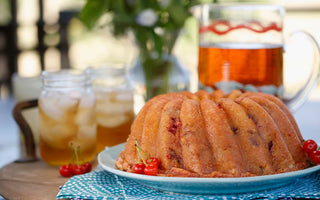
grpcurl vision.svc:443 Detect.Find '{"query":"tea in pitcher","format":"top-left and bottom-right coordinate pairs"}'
top-left (193, 3), bottom-right (320, 111)
top-left (198, 42), bottom-right (283, 92)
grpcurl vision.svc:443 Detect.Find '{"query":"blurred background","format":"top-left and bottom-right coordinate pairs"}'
top-left (1, 0), bottom-right (320, 167)
top-left (0, 0), bottom-right (320, 100)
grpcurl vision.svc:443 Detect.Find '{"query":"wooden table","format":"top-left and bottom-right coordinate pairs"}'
top-left (0, 160), bottom-right (66, 200)
top-left (0, 159), bottom-right (98, 200)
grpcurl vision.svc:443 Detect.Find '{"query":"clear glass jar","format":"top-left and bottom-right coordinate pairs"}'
top-left (87, 65), bottom-right (134, 153)
top-left (38, 70), bottom-right (96, 166)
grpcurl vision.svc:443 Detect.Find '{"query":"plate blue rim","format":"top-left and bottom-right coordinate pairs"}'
top-left (98, 143), bottom-right (320, 194)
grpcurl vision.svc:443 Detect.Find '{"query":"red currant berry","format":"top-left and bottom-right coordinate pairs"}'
top-left (132, 163), bottom-right (146, 174)
top-left (144, 163), bottom-right (158, 176)
top-left (83, 162), bottom-right (92, 173)
top-left (147, 157), bottom-right (160, 167)
top-left (73, 164), bottom-right (86, 175)
top-left (59, 164), bottom-right (73, 177)
top-left (303, 139), bottom-right (318, 154)
top-left (67, 163), bottom-right (74, 171)
top-left (310, 150), bottom-right (320, 164)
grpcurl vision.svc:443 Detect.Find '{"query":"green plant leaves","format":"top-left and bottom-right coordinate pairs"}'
top-left (79, 0), bottom-right (216, 99)
top-left (80, 0), bottom-right (110, 29)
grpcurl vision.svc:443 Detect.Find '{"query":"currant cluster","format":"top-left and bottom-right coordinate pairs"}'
top-left (59, 146), bottom-right (92, 177)
top-left (132, 140), bottom-right (160, 176)
top-left (303, 139), bottom-right (320, 165)
top-left (59, 162), bottom-right (92, 177)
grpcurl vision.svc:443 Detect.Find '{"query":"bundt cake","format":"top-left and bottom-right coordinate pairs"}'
top-left (115, 90), bottom-right (310, 177)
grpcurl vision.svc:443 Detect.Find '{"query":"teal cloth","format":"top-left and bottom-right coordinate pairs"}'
top-left (56, 166), bottom-right (320, 200)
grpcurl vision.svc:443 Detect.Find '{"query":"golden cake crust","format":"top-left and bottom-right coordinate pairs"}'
top-left (115, 90), bottom-right (310, 177)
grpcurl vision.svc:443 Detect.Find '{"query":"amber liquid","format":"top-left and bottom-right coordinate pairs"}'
top-left (40, 139), bottom-right (96, 166)
top-left (96, 115), bottom-right (134, 153)
top-left (94, 90), bottom-right (134, 153)
top-left (198, 43), bottom-right (283, 89)
top-left (39, 100), bottom-right (96, 166)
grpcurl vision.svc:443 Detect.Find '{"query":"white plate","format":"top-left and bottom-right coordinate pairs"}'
top-left (98, 143), bottom-right (320, 194)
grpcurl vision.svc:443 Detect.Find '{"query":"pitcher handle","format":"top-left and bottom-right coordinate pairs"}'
top-left (12, 99), bottom-right (38, 162)
top-left (284, 31), bottom-right (320, 112)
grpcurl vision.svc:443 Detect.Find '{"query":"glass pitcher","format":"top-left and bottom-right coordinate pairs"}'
top-left (192, 3), bottom-right (320, 111)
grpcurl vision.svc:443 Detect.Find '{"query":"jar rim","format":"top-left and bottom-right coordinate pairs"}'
top-left (42, 69), bottom-right (86, 81)
top-left (41, 69), bottom-right (89, 88)
top-left (86, 65), bottom-right (128, 80)
top-left (192, 3), bottom-right (284, 11)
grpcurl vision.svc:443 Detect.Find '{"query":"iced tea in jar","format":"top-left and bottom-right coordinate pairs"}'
top-left (39, 70), bottom-right (96, 166)
top-left (87, 65), bottom-right (134, 153)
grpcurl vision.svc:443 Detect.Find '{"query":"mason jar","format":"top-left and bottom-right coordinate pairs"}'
top-left (38, 70), bottom-right (96, 166)
top-left (87, 65), bottom-right (134, 153)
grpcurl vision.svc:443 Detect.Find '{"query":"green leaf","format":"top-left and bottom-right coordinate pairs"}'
top-left (80, 0), bottom-right (110, 29)
top-left (168, 0), bottom-right (191, 28)
top-left (112, 14), bottom-right (134, 35)
top-left (133, 27), bottom-right (148, 54)
top-left (151, 31), bottom-right (163, 58)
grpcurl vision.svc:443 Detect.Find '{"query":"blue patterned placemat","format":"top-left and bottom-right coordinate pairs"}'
top-left (56, 166), bottom-right (320, 200)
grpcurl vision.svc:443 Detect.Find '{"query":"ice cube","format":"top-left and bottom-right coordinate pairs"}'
top-left (57, 97), bottom-right (79, 110)
top-left (40, 123), bottom-right (77, 149)
top-left (215, 81), bottom-right (244, 94)
top-left (259, 85), bottom-right (277, 95)
top-left (75, 106), bottom-right (96, 125)
top-left (116, 91), bottom-right (133, 102)
top-left (39, 97), bottom-right (64, 121)
top-left (277, 86), bottom-right (284, 99)
top-left (93, 89), bottom-right (111, 102)
top-left (68, 90), bottom-right (82, 99)
top-left (95, 101), bottom-right (127, 115)
top-left (244, 84), bottom-right (258, 92)
top-left (77, 124), bottom-right (96, 139)
top-left (79, 94), bottom-right (95, 108)
top-left (96, 114), bottom-right (129, 128)
top-left (70, 126), bottom-right (96, 151)
top-left (40, 93), bottom-right (79, 121)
